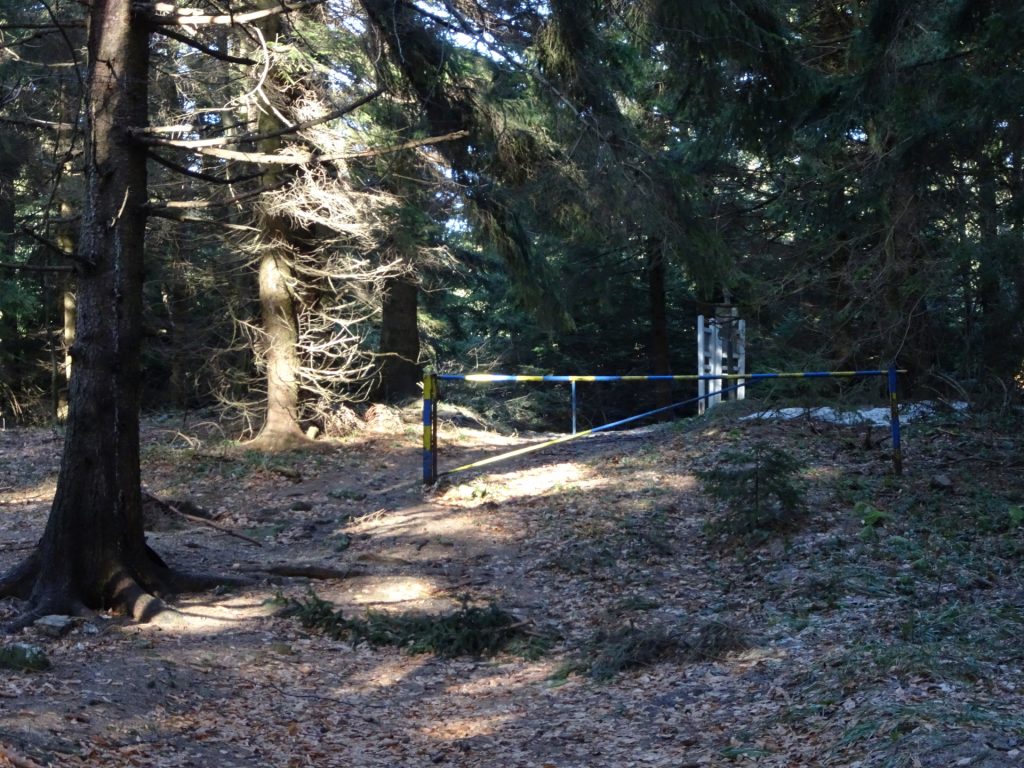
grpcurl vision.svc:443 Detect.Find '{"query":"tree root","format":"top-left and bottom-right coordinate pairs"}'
top-left (163, 568), bottom-right (254, 593)
top-left (0, 552), bottom-right (40, 602)
top-left (245, 563), bottom-right (366, 580)
top-left (1, 591), bottom-right (90, 634)
top-left (1, 548), bottom-right (256, 634)
top-left (244, 430), bottom-right (335, 454)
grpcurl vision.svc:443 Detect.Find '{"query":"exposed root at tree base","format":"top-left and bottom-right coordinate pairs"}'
top-left (244, 429), bottom-right (335, 453)
top-left (245, 563), bottom-right (366, 580)
top-left (1, 550), bottom-right (255, 634)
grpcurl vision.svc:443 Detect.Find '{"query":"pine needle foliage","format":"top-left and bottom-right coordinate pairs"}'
top-left (558, 619), bottom-right (749, 682)
top-left (697, 442), bottom-right (806, 539)
top-left (281, 591), bottom-right (547, 659)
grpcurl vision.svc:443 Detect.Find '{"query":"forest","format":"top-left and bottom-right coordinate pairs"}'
top-left (1, 1), bottom-right (1023, 766)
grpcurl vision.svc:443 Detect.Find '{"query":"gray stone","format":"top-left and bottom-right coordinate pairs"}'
top-left (0, 643), bottom-right (51, 671)
top-left (34, 614), bottom-right (76, 638)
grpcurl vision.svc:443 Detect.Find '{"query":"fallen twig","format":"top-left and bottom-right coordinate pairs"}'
top-left (245, 564), bottom-right (365, 580)
top-left (0, 743), bottom-right (46, 768)
top-left (142, 490), bottom-right (263, 547)
top-left (0, 542), bottom-right (35, 552)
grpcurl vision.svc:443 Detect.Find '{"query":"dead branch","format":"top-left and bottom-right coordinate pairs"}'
top-left (0, 743), bottom-right (46, 768)
top-left (145, 207), bottom-right (261, 230)
top-left (154, 26), bottom-right (258, 65)
top-left (245, 564), bottom-right (366, 580)
top-left (18, 226), bottom-right (73, 258)
top-left (0, 116), bottom-right (78, 132)
top-left (147, 178), bottom-right (289, 210)
top-left (0, 261), bottom-right (73, 273)
top-left (133, 129), bottom-right (469, 165)
top-left (142, 491), bottom-right (263, 547)
top-left (142, 0), bottom-right (327, 27)
top-left (148, 151), bottom-right (264, 184)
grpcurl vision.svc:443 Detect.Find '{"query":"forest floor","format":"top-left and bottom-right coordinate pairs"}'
top-left (1, 401), bottom-right (1024, 768)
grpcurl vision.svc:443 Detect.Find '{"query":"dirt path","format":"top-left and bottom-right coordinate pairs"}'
top-left (2, 411), bottom-right (1023, 767)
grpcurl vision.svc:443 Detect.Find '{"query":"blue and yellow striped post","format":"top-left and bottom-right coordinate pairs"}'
top-left (888, 365), bottom-right (903, 476)
top-left (423, 372), bottom-right (439, 484)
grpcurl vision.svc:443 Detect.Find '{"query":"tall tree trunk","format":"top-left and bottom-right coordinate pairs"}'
top-left (647, 246), bottom-right (672, 411)
top-left (56, 203), bottom-right (77, 422)
top-left (977, 154), bottom-right (1002, 369)
top-left (375, 274), bottom-right (421, 402)
top-left (0, 0), bottom-right (172, 624)
top-left (255, 245), bottom-right (307, 448)
top-left (247, 1), bottom-right (315, 450)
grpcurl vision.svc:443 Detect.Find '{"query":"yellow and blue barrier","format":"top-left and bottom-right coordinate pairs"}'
top-left (423, 366), bottom-right (905, 484)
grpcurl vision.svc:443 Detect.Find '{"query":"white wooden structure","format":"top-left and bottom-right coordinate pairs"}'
top-left (697, 305), bottom-right (745, 414)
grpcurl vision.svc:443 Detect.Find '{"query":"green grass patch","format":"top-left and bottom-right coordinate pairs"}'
top-left (556, 618), bottom-right (749, 682)
top-left (281, 591), bottom-right (549, 659)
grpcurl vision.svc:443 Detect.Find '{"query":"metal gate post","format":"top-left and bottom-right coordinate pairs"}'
top-left (888, 365), bottom-right (903, 476)
top-left (423, 372), bottom-right (439, 484)
top-left (571, 380), bottom-right (577, 435)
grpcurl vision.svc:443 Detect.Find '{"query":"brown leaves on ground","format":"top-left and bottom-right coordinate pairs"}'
top-left (1, 407), bottom-right (1023, 767)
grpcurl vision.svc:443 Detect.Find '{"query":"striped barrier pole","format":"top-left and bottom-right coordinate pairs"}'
top-left (888, 365), bottom-right (903, 476)
top-left (442, 370), bottom-right (903, 383)
top-left (442, 381), bottom-right (748, 478)
top-left (423, 372), bottom-right (438, 484)
top-left (431, 368), bottom-right (908, 481)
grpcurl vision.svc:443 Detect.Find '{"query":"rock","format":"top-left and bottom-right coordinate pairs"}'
top-left (269, 642), bottom-right (295, 656)
top-left (0, 643), bottom-right (51, 671)
top-left (290, 500), bottom-right (313, 512)
top-left (34, 615), bottom-right (76, 638)
top-left (931, 473), bottom-right (955, 490)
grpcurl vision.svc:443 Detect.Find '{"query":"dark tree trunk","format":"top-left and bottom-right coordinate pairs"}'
top-left (0, 172), bottom-right (13, 259)
top-left (0, 0), bottom-right (159, 623)
top-left (375, 274), bottom-right (421, 401)
top-left (56, 205), bottom-right (77, 422)
top-left (0, 0), bottom-right (233, 629)
top-left (647, 246), bottom-right (672, 411)
top-left (977, 154), bottom-right (1002, 368)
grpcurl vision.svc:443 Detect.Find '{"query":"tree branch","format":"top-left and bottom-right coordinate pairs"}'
top-left (141, 129), bottom-right (469, 165)
top-left (148, 151), bottom-right (264, 184)
top-left (18, 226), bottom-right (75, 260)
top-left (142, 0), bottom-right (327, 27)
top-left (0, 116), bottom-right (78, 132)
top-left (153, 26), bottom-right (258, 64)
top-left (344, 129), bottom-right (468, 159)
top-left (132, 88), bottom-right (384, 149)
top-left (0, 21), bottom-right (84, 31)
top-left (147, 178), bottom-right (289, 210)
top-left (145, 208), bottom-right (260, 230)
top-left (0, 261), bottom-right (73, 273)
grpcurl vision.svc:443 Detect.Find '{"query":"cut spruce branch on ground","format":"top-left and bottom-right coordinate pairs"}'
top-left (0, 410), bottom-right (1023, 767)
